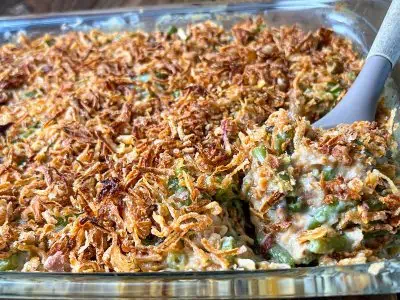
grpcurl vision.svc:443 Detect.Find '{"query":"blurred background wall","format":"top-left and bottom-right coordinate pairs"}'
top-left (0, 0), bottom-right (220, 16)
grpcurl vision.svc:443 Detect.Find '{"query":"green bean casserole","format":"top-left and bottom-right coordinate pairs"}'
top-left (0, 18), bottom-right (398, 272)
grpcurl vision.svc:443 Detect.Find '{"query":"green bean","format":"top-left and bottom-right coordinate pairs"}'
top-left (167, 26), bottom-right (178, 36)
top-left (274, 131), bottom-right (293, 154)
top-left (363, 230), bottom-right (388, 240)
top-left (274, 133), bottom-right (286, 154)
top-left (55, 214), bottom-right (81, 232)
top-left (54, 215), bottom-right (69, 232)
top-left (332, 89), bottom-right (342, 98)
top-left (279, 172), bottom-right (290, 181)
top-left (166, 251), bottom-right (187, 270)
top-left (57, 216), bottom-right (70, 227)
top-left (287, 197), bottom-right (306, 213)
top-left (220, 237), bottom-right (237, 263)
top-left (366, 198), bottom-right (387, 211)
top-left (172, 90), bottom-right (181, 99)
top-left (281, 156), bottom-right (291, 167)
top-left (155, 72), bottom-right (168, 79)
top-left (329, 84), bottom-right (342, 93)
top-left (142, 234), bottom-right (164, 246)
top-left (308, 235), bottom-right (350, 254)
top-left (215, 175), bottom-right (223, 184)
top-left (231, 199), bottom-right (245, 220)
top-left (254, 24), bottom-right (266, 34)
top-left (308, 239), bottom-right (331, 254)
top-left (327, 82), bottom-right (343, 99)
top-left (0, 253), bottom-right (19, 271)
top-left (24, 90), bottom-right (38, 99)
top-left (307, 201), bottom-right (349, 229)
top-left (252, 145), bottom-right (266, 163)
top-left (354, 139), bottom-right (363, 146)
top-left (256, 231), bottom-right (266, 245)
top-left (199, 191), bottom-right (212, 200)
top-left (20, 130), bottom-right (34, 139)
top-left (167, 176), bottom-right (180, 192)
top-left (16, 157), bottom-right (27, 167)
top-left (215, 183), bottom-right (240, 202)
top-left (167, 176), bottom-right (191, 207)
top-left (45, 39), bottom-right (55, 47)
top-left (268, 244), bottom-right (295, 267)
top-left (19, 122), bottom-right (41, 139)
top-left (174, 166), bottom-right (188, 176)
top-left (307, 206), bottom-right (335, 229)
top-left (347, 72), bottom-right (356, 81)
top-left (322, 166), bottom-right (336, 181)
top-left (220, 236), bottom-right (236, 250)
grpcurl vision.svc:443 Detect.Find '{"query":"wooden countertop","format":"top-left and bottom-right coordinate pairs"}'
top-left (0, 1), bottom-right (397, 299)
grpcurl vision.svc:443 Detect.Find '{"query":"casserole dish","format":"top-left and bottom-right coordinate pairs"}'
top-left (0, 0), bottom-right (399, 298)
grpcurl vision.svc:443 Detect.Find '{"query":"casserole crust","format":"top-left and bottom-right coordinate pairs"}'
top-left (0, 18), bottom-right (397, 272)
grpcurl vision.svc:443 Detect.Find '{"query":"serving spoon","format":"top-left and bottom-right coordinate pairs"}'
top-left (313, 0), bottom-right (400, 129)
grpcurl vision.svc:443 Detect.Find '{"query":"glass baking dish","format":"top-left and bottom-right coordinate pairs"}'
top-left (0, 0), bottom-right (399, 298)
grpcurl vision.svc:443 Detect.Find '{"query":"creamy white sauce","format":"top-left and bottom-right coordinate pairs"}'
top-left (276, 214), bottom-right (311, 263)
top-left (291, 144), bottom-right (334, 170)
top-left (298, 173), bottom-right (325, 206)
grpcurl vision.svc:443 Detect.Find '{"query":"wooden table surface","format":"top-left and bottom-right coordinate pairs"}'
top-left (0, 1), bottom-right (397, 299)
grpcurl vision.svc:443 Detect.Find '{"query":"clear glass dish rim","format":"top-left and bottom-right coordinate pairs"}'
top-left (0, 258), bottom-right (398, 278)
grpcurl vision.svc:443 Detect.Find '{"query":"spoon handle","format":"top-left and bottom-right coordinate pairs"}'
top-left (367, 0), bottom-right (400, 68)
